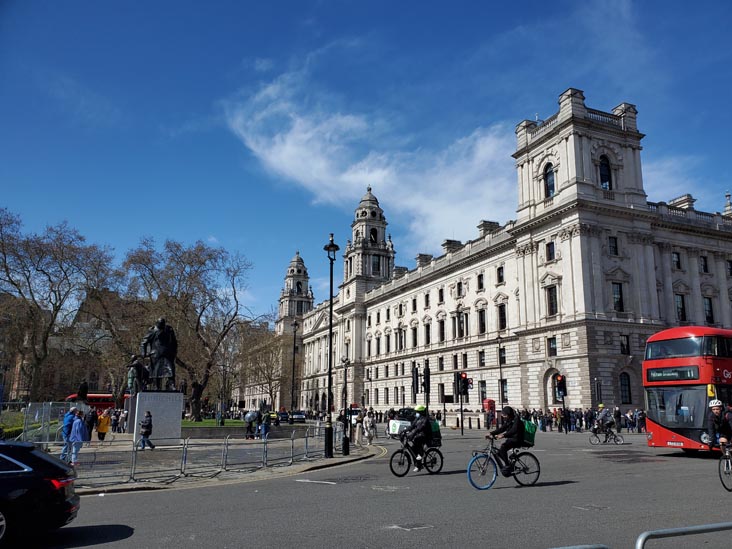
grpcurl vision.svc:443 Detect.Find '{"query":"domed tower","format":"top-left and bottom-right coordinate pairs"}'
top-left (277, 251), bottom-right (314, 334)
top-left (342, 186), bottom-right (395, 290)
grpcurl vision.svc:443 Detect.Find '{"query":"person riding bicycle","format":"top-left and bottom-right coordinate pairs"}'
top-left (404, 405), bottom-right (431, 470)
top-left (486, 406), bottom-right (525, 476)
top-left (707, 399), bottom-right (732, 451)
top-left (596, 403), bottom-right (615, 442)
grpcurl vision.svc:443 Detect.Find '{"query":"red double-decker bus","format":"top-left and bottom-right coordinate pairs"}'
top-left (643, 326), bottom-right (732, 451)
top-left (64, 393), bottom-right (130, 410)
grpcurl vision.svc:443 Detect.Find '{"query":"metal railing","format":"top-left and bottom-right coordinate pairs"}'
top-left (551, 521), bottom-right (732, 548)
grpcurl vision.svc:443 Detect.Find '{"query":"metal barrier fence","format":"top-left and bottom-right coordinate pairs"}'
top-left (551, 521), bottom-right (732, 548)
top-left (39, 422), bottom-right (347, 488)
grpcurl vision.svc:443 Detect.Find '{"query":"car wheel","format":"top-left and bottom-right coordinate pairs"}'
top-left (0, 506), bottom-right (10, 544)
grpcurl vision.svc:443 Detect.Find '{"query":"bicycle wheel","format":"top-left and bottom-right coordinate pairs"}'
top-left (719, 455), bottom-right (732, 492)
top-left (467, 454), bottom-right (497, 490)
top-left (589, 434), bottom-right (600, 445)
top-left (424, 448), bottom-right (444, 474)
top-left (613, 434), bottom-right (625, 445)
top-left (389, 449), bottom-right (411, 477)
top-left (512, 452), bottom-right (541, 486)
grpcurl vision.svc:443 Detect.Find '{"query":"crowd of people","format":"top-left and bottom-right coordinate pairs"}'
top-left (511, 406), bottom-right (647, 434)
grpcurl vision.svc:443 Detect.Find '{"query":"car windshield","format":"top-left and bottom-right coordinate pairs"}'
top-left (645, 385), bottom-right (706, 428)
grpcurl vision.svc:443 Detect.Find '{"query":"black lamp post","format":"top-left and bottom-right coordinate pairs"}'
top-left (341, 357), bottom-right (351, 440)
top-left (290, 320), bottom-right (298, 424)
top-left (323, 233), bottom-right (339, 458)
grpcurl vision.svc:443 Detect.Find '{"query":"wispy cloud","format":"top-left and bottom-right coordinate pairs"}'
top-left (207, 235), bottom-right (220, 244)
top-left (223, 65), bottom-right (516, 261)
top-left (40, 71), bottom-right (123, 128)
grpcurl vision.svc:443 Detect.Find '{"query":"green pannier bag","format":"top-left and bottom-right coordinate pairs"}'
top-left (429, 419), bottom-right (442, 447)
top-left (522, 419), bottom-right (537, 447)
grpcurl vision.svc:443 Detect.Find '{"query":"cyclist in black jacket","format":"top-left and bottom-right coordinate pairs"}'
top-left (487, 406), bottom-right (525, 476)
top-left (707, 399), bottom-right (732, 451)
top-left (405, 405), bottom-right (431, 470)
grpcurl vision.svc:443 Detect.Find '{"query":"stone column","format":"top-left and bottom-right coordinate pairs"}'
top-left (715, 252), bottom-right (732, 327)
top-left (657, 243), bottom-right (676, 322)
top-left (645, 240), bottom-right (660, 321)
top-left (686, 248), bottom-right (703, 323)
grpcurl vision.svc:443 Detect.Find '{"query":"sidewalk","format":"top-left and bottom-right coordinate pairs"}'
top-left (74, 443), bottom-right (380, 495)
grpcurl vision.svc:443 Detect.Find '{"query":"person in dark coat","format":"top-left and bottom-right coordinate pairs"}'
top-left (487, 406), bottom-right (525, 476)
top-left (139, 410), bottom-right (155, 450)
top-left (84, 407), bottom-right (98, 443)
top-left (404, 405), bottom-right (431, 469)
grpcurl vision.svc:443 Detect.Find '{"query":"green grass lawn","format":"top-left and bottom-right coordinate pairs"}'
top-left (181, 419), bottom-right (246, 427)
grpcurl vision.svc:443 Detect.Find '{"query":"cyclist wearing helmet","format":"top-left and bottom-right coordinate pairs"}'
top-left (404, 405), bottom-right (431, 470)
top-left (596, 403), bottom-right (615, 442)
top-left (486, 406), bottom-right (524, 476)
top-left (707, 399), bottom-right (732, 451)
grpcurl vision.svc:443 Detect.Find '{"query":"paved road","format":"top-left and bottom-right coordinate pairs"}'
top-left (37, 429), bottom-right (732, 549)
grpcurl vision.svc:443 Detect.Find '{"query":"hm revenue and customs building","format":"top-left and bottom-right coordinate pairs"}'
top-left (266, 88), bottom-right (732, 416)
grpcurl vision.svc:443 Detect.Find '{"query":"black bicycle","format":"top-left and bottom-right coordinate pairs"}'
top-left (589, 422), bottom-right (624, 445)
top-left (719, 444), bottom-right (732, 492)
top-left (389, 433), bottom-right (444, 477)
top-left (467, 437), bottom-right (540, 490)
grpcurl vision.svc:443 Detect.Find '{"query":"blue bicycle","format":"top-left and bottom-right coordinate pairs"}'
top-left (467, 437), bottom-right (540, 490)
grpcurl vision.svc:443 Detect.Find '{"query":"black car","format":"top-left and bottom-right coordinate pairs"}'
top-left (0, 441), bottom-right (79, 544)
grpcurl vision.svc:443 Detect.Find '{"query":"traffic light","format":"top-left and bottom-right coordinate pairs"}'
top-left (460, 372), bottom-right (469, 396)
top-left (468, 378), bottom-right (474, 390)
top-left (412, 364), bottom-right (419, 394)
top-left (423, 365), bottom-right (431, 394)
top-left (556, 374), bottom-right (567, 398)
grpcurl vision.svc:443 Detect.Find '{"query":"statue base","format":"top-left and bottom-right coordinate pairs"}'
top-left (133, 391), bottom-right (184, 442)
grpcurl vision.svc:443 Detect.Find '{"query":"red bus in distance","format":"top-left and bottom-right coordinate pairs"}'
top-left (64, 393), bottom-right (129, 410)
top-left (643, 326), bottom-right (732, 451)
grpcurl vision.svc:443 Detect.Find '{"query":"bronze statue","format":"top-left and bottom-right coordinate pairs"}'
top-left (140, 318), bottom-right (178, 391)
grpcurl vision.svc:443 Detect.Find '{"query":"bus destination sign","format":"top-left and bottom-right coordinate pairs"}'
top-left (646, 366), bottom-right (699, 382)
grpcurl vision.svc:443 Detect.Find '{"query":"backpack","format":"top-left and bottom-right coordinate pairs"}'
top-left (429, 419), bottom-right (442, 447)
top-left (522, 419), bottom-right (537, 447)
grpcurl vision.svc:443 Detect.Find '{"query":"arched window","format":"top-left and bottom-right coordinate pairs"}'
top-left (296, 281), bottom-right (302, 294)
top-left (599, 155), bottom-right (612, 190)
top-left (544, 163), bottom-right (555, 198)
top-left (370, 228), bottom-right (378, 243)
top-left (619, 372), bottom-right (632, 404)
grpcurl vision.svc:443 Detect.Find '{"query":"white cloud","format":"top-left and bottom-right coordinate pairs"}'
top-left (207, 235), bottom-right (220, 244)
top-left (223, 66), bottom-right (517, 262)
top-left (642, 155), bottom-right (724, 212)
top-left (41, 71), bottom-right (123, 128)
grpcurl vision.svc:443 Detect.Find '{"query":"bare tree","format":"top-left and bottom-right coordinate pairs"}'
top-left (121, 238), bottom-right (255, 393)
top-left (238, 328), bottom-right (284, 410)
top-left (0, 209), bottom-right (113, 400)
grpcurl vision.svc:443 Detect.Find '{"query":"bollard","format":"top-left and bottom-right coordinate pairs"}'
top-left (469, 417), bottom-right (473, 429)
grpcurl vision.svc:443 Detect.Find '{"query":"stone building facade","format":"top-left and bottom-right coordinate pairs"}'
top-left (273, 88), bottom-right (732, 415)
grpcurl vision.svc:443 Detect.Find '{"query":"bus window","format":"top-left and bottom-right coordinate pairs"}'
top-left (645, 337), bottom-right (702, 360)
top-left (646, 386), bottom-right (706, 428)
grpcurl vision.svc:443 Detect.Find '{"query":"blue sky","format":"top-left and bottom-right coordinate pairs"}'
top-left (2, 1), bottom-right (732, 317)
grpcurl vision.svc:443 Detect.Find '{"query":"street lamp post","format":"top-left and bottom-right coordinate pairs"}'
top-left (323, 233), bottom-right (340, 458)
top-left (341, 357), bottom-right (352, 439)
top-left (290, 320), bottom-right (299, 424)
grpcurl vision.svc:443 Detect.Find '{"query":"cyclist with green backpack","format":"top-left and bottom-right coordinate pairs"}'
top-left (486, 406), bottom-right (525, 476)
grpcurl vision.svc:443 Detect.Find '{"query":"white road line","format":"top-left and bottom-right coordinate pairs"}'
top-left (295, 479), bottom-right (337, 485)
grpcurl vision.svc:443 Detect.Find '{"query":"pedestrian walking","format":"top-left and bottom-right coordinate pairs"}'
top-left (260, 410), bottom-right (272, 439)
top-left (60, 407), bottom-right (78, 462)
top-left (96, 409), bottom-right (111, 442)
top-left (69, 410), bottom-right (86, 466)
top-left (139, 410), bottom-right (156, 450)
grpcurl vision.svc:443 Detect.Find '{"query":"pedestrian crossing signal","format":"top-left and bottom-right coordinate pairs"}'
top-left (556, 375), bottom-right (567, 398)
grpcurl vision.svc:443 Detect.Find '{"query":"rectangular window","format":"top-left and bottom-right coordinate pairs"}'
top-left (438, 383), bottom-right (445, 403)
top-left (499, 346), bottom-right (506, 366)
top-left (462, 353), bottom-right (468, 369)
top-left (438, 356), bottom-right (444, 371)
top-left (398, 303), bottom-right (403, 316)
top-left (477, 273), bottom-right (484, 290)
top-left (375, 366), bottom-right (379, 379)
top-left (425, 293), bottom-right (430, 308)
top-left (376, 311), bottom-right (380, 324)
top-left (700, 255), bottom-right (709, 274)
top-left (386, 308), bottom-right (390, 321)
top-left (457, 281), bottom-right (463, 297)
top-left (478, 350), bottom-right (485, 367)
top-left (411, 327), bottom-right (418, 347)
top-left (612, 282), bottom-right (624, 312)
top-left (367, 340), bottom-right (371, 357)
top-left (438, 320), bottom-right (445, 342)
top-left (547, 337), bottom-right (557, 357)
top-left (620, 335), bottom-right (630, 355)
top-left (438, 288), bottom-right (444, 303)
top-left (372, 255), bottom-right (381, 275)
top-left (424, 324), bottom-right (431, 345)
top-left (672, 252), bottom-right (682, 270)
top-left (546, 285), bottom-right (558, 316)
top-left (368, 315), bottom-right (372, 327)
top-left (675, 293), bottom-right (687, 321)
top-left (546, 241), bottom-right (555, 262)
top-left (412, 297), bottom-right (417, 312)
top-left (385, 387), bottom-right (389, 405)
top-left (453, 355), bottom-right (458, 370)
top-left (401, 363), bottom-right (405, 376)
top-left (375, 388), bottom-right (379, 405)
top-left (497, 266), bottom-right (505, 284)
top-left (376, 337), bottom-right (381, 356)
top-left (479, 380), bottom-right (487, 402)
top-left (727, 260), bottom-right (732, 277)
top-left (497, 303), bottom-right (507, 330)
top-left (385, 335), bottom-right (391, 353)
top-left (478, 309), bottom-right (486, 334)
top-left (500, 379), bottom-right (507, 404)
top-left (385, 364), bottom-right (389, 378)
top-left (457, 313), bottom-right (466, 338)
top-left (608, 236), bottom-right (618, 256)
top-left (704, 297), bottom-right (715, 324)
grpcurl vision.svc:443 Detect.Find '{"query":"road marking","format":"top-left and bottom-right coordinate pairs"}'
top-left (295, 479), bottom-right (337, 485)
top-left (386, 524), bottom-right (434, 531)
top-left (372, 485), bottom-right (409, 492)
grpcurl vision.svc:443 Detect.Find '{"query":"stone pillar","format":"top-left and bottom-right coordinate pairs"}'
top-left (658, 243), bottom-right (676, 322)
top-left (687, 248), bottom-right (703, 323)
top-left (715, 252), bottom-right (732, 327)
top-left (645, 241), bottom-right (660, 321)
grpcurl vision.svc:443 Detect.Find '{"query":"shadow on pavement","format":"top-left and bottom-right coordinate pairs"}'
top-left (38, 524), bottom-right (134, 548)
